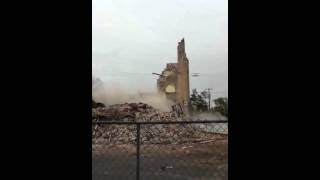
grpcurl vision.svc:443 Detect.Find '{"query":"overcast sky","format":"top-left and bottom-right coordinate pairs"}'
top-left (92, 0), bottom-right (228, 98)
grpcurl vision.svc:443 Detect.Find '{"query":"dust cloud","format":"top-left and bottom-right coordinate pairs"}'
top-left (192, 112), bottom-right (227, 121)
top-left (92, 81), bottom-right (174, 112)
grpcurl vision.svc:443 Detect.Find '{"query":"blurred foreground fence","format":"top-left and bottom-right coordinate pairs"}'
top-left (92, 120), bottom-right (228, 180)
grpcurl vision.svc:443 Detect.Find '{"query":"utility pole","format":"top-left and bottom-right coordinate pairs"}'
top-left (206, 88), bottom-right (212, 110)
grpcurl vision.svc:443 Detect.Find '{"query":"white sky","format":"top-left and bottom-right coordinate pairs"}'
top-left (92, 0), bottom-right (228, 99)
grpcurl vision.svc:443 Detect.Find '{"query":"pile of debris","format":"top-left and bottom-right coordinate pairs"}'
top-left (92, 101), bottom-right (225, 146)
top-left (92, 102), bottom-right (181, 122)
top-left (92, 123), bottom-right (225, 146)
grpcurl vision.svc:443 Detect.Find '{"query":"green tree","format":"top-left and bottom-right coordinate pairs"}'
top-left (213, 97), bottom-right (228, 117)
top-left (190, 89), bottom-right (208, 112)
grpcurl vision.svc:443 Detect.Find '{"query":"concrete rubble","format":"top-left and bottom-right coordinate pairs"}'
top-left (92, 102), bottom-right (226, 147)
top-left (92, 102), bottom-right (182, 122)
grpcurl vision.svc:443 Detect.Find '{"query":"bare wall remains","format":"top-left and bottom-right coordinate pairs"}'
top-left (157, 39), bottom-right (190, 114)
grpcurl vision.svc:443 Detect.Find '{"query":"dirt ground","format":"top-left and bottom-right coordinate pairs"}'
top-left (93, 136), bottom-right (228, 180)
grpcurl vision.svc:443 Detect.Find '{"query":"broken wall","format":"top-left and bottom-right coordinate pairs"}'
top-left (157, 39), bottom-right (191, 115)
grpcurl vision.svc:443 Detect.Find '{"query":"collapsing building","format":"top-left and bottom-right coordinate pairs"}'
top-left (156, 38), bottom-right (190, 115)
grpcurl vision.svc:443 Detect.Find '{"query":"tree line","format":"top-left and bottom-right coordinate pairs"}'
top-left (190, 89), bottom-right (228, 118)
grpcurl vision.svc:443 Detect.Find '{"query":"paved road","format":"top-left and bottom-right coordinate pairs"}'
top-left (93, 142), bottom-right (227, 180)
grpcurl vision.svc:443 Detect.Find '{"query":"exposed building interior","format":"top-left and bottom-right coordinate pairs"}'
top-left (155, 38), bottom-right (190, 115)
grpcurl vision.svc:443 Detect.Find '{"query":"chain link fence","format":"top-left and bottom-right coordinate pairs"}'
top-left (92, 120), bottom-right (228, 180)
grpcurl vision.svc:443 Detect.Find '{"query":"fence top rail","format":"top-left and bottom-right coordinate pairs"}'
top-left (92, 120), bottom-right (228, 125)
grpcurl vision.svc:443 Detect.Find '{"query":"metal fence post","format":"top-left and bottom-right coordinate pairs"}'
top-left (136, 123), bottom-right (141, 180)
top-left (92, 120), bottom-right (228, 180)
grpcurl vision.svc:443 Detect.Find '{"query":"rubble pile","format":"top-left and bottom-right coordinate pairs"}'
top-left (92, 123), bottom-right (223, 146)
top-left (92, 102), bottom-right (224, 146)
top-left (92, 102), bottom-right (181, 122)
